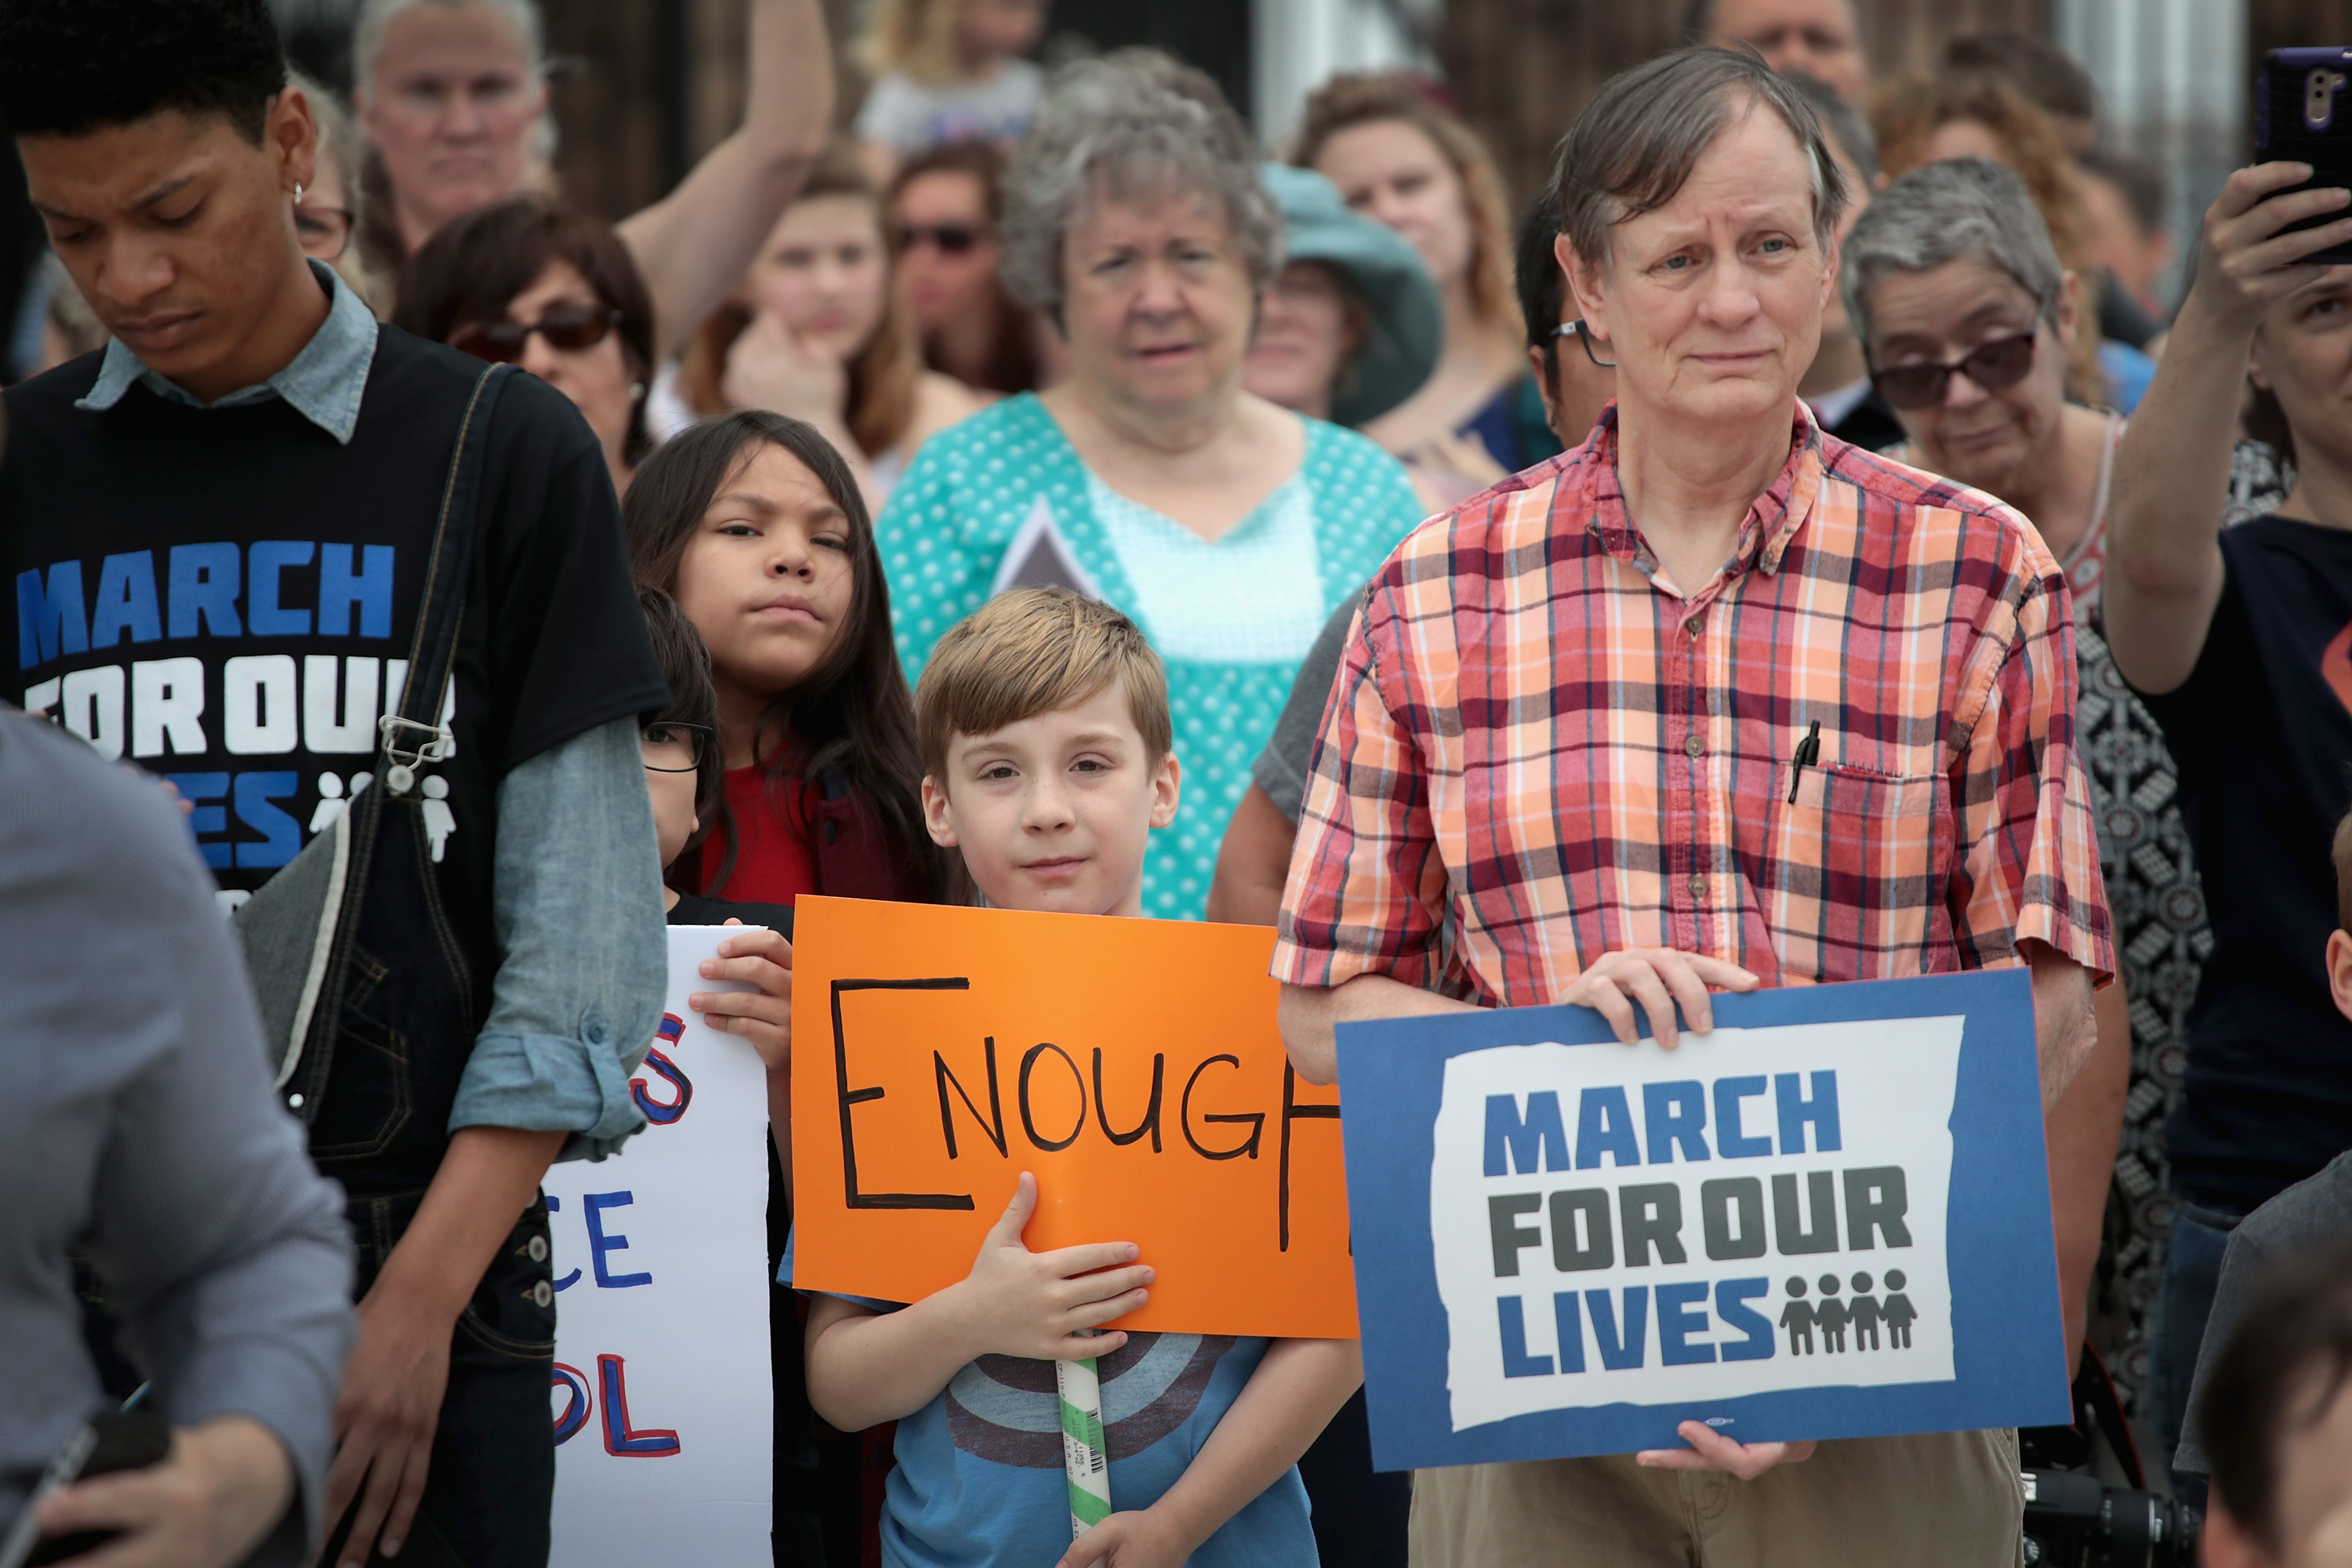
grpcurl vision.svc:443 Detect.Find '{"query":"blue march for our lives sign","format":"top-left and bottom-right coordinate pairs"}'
top-left (1334, 971), bottom-right (2072, 1469)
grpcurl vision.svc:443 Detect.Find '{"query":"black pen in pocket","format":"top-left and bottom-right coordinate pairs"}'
top-left (1786, 720), bottom-right (1822, 805)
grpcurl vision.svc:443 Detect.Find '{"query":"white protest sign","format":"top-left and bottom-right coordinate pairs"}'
top-left (1429, 1018), bottom-right (1961, 1433)
top-left (545, 925), bottom-right (772, 1566)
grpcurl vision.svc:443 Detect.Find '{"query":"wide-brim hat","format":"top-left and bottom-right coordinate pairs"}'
top-left (1260, 163), bottom-right (1442, 428)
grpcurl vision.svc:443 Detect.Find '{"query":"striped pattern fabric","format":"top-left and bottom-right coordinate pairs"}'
top-left (1272, 403), bottom-right (2114, 1004)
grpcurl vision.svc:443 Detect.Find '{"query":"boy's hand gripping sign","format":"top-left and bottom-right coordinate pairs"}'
top-left (1337, 971), bottom-right (2073, 1469)
top-left (789, 896), bottom-right (1356, 1338)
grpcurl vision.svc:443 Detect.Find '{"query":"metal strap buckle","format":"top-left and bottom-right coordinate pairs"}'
top-left (377, 713), bottom-right (453, 797)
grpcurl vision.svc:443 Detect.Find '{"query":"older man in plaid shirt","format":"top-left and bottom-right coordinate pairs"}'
top-left (1274, 49), bottom-right (2112, 1568)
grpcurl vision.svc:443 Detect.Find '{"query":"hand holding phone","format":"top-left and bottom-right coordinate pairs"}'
top-left (0, 1410), bottom-right (170, 1568)
top-left (2259, 48), bottom-right (2352, 264)
top-left (2178, 159), bottom-right (2352, 342)
top-left (2, 1414), bottom-right (293, 1568)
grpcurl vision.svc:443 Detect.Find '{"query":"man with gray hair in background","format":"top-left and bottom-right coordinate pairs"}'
top-left (1276, 45), bottom-right (2111, 1565)
top-left (1690, 0), bottom-right (1870, 103)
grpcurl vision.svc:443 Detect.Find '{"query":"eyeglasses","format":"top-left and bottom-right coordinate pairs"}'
top-left (1867, 331), bottom-right (2038, 412)
top-left (1552, 318), bottom-right (1614, 370)
top-left (452, 303), bottom-right (622, 364)
top-left (294, 204), bottom-right (355, 263)
top-left (895, 222), bottom-right (985, 256)
top-left (641, 721), bottom-right (715, 773)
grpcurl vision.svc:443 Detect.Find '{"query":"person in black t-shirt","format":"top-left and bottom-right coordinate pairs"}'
top-left (2108, 159), bottom-right (2352, 1501)
top-left (0, 5), bottom-right (671, 1563)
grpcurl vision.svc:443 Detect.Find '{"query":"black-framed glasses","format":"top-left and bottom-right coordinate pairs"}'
top-left (294, 204), bottom-right (355, 263)
top-left (453, 303), bottom-right (622, 364)
top-left (895, 221), bottom-right (985, 256)
top-left (1868, 331), bottom-right (2038, 412)
top-left (641, 721), bottom-right (714, 773)
top-left (1552, 318), bottom-right (1615, 369)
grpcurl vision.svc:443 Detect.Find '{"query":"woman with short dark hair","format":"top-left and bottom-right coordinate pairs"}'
top-left (394, 196), bottom-right (656, 492)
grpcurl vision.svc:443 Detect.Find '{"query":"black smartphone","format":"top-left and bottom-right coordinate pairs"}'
top-left (0, 1410), bottom-right (172, 1568)
top-left (2257, 48), bottom-right (2352, 265)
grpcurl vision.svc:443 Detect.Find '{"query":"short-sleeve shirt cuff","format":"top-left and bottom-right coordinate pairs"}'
top-left (2006, 901), bottom-right (2117, 989)
top-left (1270, 933), bottom-right (1425, 992)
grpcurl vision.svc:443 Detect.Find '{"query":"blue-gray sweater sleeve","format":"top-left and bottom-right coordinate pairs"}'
top-left (450, 716), bottom-right (667, 1161)
top-left (0, 713), bottom-right (354, 1564)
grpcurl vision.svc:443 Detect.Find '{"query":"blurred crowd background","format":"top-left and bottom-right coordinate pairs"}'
top-left (0, 0), bottom-right (2339, 369)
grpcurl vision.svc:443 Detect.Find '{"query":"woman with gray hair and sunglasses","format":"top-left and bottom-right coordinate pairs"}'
top-left (1846, 158), bottom-right (2118, 586)
top-left (1844, 154), bottom-right (2185, 1421)
top-left (873, 49), bottom-right (1427, 924)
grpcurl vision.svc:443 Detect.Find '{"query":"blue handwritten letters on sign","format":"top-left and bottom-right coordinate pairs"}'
top-left (1335, 971), bottom-right (2071, 1469)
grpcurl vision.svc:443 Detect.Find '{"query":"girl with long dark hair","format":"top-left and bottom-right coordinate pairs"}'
top-left (626, 409), bottom-right (949, 906)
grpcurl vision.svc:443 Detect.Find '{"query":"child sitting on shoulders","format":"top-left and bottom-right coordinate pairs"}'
top-left (800, 587), bottom-right (1362, 1566)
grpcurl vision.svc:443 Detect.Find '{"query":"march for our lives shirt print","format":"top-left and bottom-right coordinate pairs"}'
top-left (13, 539), bottom-right (452, 907)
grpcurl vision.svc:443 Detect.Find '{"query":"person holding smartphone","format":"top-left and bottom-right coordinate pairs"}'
top-left (0, 695), bottom-right (353, 1567)
top-left (2105, 158), bottom-right (2352, 1502)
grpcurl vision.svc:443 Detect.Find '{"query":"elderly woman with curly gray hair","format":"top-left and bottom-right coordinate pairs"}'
top-left (873, 50), bottom-right (1428, 922)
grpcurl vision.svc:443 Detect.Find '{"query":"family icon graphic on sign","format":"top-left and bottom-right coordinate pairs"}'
top-left (1780, 1272), bottom-right (1918, 1356)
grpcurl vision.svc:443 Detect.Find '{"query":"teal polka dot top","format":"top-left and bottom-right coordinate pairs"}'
top-left (877, 394), bottom-right (1428, 920)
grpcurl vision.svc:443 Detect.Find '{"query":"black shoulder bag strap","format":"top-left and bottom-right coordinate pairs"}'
top-left (280, 361), bottom-right (514, 1123)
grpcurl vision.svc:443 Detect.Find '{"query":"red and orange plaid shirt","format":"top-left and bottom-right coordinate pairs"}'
top-left (1272, 403), bottom-right (2114, 1003)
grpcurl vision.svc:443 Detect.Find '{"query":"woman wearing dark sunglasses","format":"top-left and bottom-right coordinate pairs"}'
top-left (1846, 158), bottom-right (2122, 594)
top-left (394, 196), bottom-right (658, 495)
top-left (884, 139), bottom-right (1044, 396)
top-left (1845, 154), bottom-right (2174, 1416)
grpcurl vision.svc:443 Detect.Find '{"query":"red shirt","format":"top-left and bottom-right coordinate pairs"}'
top-left (699, 764), bottom-right (818, 906)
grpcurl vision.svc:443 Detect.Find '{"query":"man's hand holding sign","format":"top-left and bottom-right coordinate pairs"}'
top-left (1283, 941), bottom-right (2095, 1484)
top-left (1323, 968), bottom-right (2077, 1478)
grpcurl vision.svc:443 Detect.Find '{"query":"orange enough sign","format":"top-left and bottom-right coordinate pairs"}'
top-left (788, 896), bottom-right (1357, 1338)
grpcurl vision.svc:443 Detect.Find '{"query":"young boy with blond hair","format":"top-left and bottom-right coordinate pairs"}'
top-left (800, 587), bottom-right (1361, 1566)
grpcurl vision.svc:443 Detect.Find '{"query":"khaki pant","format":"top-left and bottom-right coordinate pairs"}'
top-left (1408, 1429), bottom-right (2022, 1568)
